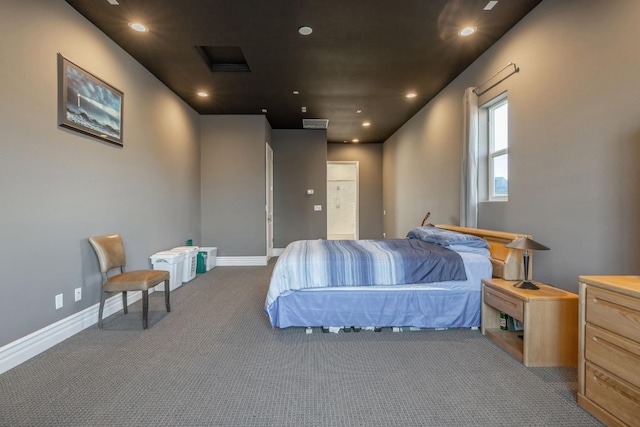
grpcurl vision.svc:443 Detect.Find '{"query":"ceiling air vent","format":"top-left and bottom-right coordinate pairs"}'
top-left (303, 119), bottom-right (329, 129)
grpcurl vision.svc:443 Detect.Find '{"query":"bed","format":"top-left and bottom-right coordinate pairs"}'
top-left (264, 225), bottom-right (531, 330)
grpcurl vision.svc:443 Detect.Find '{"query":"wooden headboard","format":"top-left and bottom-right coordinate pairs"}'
top-left (436, 224), bottom-right (532, 280)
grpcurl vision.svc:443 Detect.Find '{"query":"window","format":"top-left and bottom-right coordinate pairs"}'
top-left (487, 97), bottom-right (508, 200)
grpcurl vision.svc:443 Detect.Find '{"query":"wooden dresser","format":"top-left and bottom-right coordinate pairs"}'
top-left (578, 276), bottom-right (640, 427)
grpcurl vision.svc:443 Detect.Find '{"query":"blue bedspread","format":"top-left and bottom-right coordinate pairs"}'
top-left (264, 239), bottom-right (467, 313)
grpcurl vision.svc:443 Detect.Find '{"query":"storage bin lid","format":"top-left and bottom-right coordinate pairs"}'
top-left (150, 251), bottom-right (185, 261)
top-left (171, 246), bottom-right (199, 254)
top-left (198, 247), bottom-right (218, 252)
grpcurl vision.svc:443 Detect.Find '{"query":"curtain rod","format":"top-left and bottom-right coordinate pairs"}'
top-left (473, 62), bottom-right (519, 96)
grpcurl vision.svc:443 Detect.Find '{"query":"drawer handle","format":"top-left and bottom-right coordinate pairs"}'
top-left (593, 297), bottom-right (640, 319)
top-left (487, 292), bottom-right (518, 308)
top-left (590, 371), bottom-right (639, 402)
top-left (592, 334), bottom-right (640, 358)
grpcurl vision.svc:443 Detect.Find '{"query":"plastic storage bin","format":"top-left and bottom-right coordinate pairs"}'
top-left (150, 251), bottom-right (185, 292)
top-left (197, 247), bottom-right (218, 273)
top-left (171, 246), bottom-right (199, 283)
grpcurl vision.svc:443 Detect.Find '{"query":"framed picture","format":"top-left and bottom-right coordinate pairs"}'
top-left (57, 54), bottom-right (124, 146)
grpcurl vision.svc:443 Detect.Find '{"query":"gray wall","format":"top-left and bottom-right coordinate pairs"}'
top-left (328, 143), bottom-right (383, 239)
top-left (0, 0), bottom-right (201, 346)
top-left (272, 130), bottom-right (327, 247)
top-left (200, 115), bottom-right (270, 256)
top-left (383, 0), bottom-right (640, 293)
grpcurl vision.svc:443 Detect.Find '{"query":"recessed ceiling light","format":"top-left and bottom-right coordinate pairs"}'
top-left (128, 22), bottom-right (149, 32)
top-left (197, 91), bottom-right (209, 97)
top-left (362, 122), bottom-right (371, 127)
top-left (293, 90), bottom-right (299, 95)
top-left (107, 0), bottom-right (119, 4)
top-left (459, 26), bottom-right (477, 36)
top-left (343, 140), bottom-right (348, 143)
top-left (484, 1), bottom-right (498, 10)
top-left (261, 108), bottom-right (267, 113)
top-left (356, 109), bottom-right (362, 114)
top-left (298, 26), bottom-right (313, 36)
top-left (406, 93), bottom-right (417, 98)
top-left (352, 139), bottom-right (359, 143)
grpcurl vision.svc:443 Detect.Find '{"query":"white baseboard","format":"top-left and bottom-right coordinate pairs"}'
top-left (216, 256), bottom-right (267, 266)
top-left (0, 291), bottom-right (142, 375)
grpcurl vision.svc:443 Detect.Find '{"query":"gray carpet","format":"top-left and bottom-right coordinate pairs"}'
top-left (0, 261), bottom-right (601, 426)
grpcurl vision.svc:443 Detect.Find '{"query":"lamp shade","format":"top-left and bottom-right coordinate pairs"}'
top-left (504, 237), bottom-right (549, 251)
top-left (505, 236), bottom-right (549, 290)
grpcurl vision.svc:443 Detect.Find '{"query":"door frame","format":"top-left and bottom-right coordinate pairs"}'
top-left (327, 160), bottom-right (359, 240)
top-left (266, 143), bottom-right (274, 259)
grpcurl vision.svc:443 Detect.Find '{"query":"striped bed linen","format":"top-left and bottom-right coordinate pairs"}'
top-left (264, 239), bottom-right (468, 315)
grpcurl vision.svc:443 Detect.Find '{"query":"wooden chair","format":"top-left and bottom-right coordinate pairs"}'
top-left (88, 234), bottom-right (170, 329)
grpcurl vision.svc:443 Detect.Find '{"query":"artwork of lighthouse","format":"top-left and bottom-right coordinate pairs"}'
top-left (57, 54), bottom-right (123, 146)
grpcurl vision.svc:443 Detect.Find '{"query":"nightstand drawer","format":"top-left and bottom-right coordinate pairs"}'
top-left (585, 324), bottom-right (640, 390)
top-left (585, 362), bottom-right (640, 427)
top-left (587, 286), bottom-right (640, 343)
top-left (483, 286), bottom-right (523, 321)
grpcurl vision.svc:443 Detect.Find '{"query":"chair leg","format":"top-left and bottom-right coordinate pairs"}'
top-left (164, 279), bottom-right (171, 312)
top-left (98, 292), bottom-right (106, 329)
top-left (122, 291), bottom-right (128, 314)
top-left (142, 290), bottom-right (149, 329)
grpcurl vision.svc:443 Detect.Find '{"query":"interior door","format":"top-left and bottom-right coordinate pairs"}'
top-left (266, 143), bottom-right (274, 259)
top-left (327, 161), bottom-right (359, 240)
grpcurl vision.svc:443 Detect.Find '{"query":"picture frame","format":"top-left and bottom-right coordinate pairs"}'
top-left (57, 54), bottom-right (124, 146)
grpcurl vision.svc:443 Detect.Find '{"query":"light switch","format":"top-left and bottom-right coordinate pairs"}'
top-left (314, 205), bottom-right (322, 211)
top-left (307, 189), bottom-right (314, 195)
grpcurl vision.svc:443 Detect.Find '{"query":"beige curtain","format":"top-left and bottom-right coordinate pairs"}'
top-left (461, 87), bottom-right (479, 228)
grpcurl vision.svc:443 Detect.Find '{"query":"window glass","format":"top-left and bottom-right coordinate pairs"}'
top-left (492, 153), bottom-right (508, 197)
top-left (486, 96), bottom-right (508, 201)
top-left (492, 102), bottom-right (508, 152)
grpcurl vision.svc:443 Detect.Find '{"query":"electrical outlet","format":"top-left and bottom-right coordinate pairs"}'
top-left (55, 294), bottom-right (63, 310)
top-left (75, 288), bottom-right (82, 302)
top-left (314, 205), bottom-right (322, 211)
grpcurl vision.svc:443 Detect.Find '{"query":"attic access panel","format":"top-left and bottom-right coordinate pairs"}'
top-left (195, 46), bottom-right (250, 72)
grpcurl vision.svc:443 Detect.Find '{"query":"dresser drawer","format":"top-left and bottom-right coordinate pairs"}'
top-left (586, 286), bottom-right (640, 342)
top-left (585, 362), bottom-right (640, 427)
top-left (483, 286), bottom-right (523, 321)
top-left (585, 324), bottom-right (640, 390)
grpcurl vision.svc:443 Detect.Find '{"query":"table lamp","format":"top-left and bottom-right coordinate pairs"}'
top-left (504, 237), bottom-right (550, 290)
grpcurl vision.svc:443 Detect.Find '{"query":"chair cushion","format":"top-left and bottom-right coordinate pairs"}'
top-left (104, 270), bottom-right (170, 292)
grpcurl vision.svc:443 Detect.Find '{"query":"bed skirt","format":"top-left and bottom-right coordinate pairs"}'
top-left (266, 287), bottom-right (481, 329)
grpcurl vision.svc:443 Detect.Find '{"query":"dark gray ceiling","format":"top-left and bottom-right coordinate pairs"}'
top-left (65, 0), bottom-right (542, 143)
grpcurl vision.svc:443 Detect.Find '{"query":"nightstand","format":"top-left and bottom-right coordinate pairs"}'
top-left (481, 278), bottom-right (578, 367)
